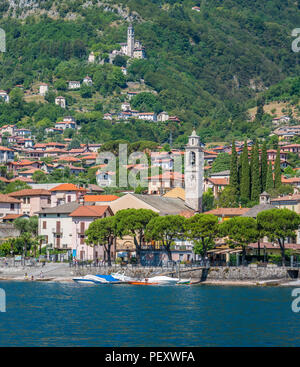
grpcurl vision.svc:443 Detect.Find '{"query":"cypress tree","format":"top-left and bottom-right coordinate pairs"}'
top-left (230, 141), bottom-right (238, 194)
top-left (261, 141), bottom-right (268, 191)
top-left (266, 160), bottom-right (274, 191)
top-left (255, 97), bottom-right (265, 121)
top-left (240, 141), bottom-right (250, 203)
top-left (251, 141), bottom-right (260, 202)
top-left (274, 146), bottom-right (281, 189)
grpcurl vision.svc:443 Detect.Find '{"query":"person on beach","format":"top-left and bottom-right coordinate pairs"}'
top-left (24, 273), bottom-right (28, 280)
top-left (39, 271), bottom-right (44, 279)
top-left (31, 275), bottom-right (34, 281)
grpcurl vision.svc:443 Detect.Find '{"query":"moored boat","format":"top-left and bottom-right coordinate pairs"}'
top-left (128, 281), bottom-right (159, 285)
top-left (73, 274), bottom-right (122, 284)
top-left (176, 278), bottom-right (191, 285)
top-left (128, 275), bottom-right (179, 285)
top-left (146, 276), bottom-right (179, 284)
top-left (110, 272), bottom-right (135, 282)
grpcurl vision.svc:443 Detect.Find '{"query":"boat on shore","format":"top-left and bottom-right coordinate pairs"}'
top-left (128, 281), bottom-right (159, 285)
top-left (176, 278), bottom-right (191, 285)
top-left (128, 275), bottom-right (180, 285)
top-left (110, 272), bottom-right (135, 282)
top-left (73, 274), bottom-right (123, 284)
top-left (35, 277), bottom-right (54, 282)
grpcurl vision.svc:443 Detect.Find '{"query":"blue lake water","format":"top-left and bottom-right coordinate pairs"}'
top-left (0, 281), bottom-right (299, 347)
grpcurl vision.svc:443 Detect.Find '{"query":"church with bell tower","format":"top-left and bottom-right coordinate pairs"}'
top-left (184, 130), bottom-right (204, 213)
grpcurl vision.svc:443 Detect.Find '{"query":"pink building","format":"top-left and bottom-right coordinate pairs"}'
top-left (8, 189), bottom-right (51, 216)
top-left (69, 205), bottom-right (114, 260)
top-left (282, 144), bottom-right (300, 156)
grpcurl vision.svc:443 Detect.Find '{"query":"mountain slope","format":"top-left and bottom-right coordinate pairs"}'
top-left (0, 0), bottom-right (299, 143)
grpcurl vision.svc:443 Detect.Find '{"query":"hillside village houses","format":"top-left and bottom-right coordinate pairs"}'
top-left (83, 76), bottom-right (93, 86)
top-left (39, 83), bottom-right (49, 96)
top-left (68, 81), bottom-right (81, 90)
top-left (55, 96), bottom-right (66, 109)
top-left (0, 90), bottom-right (9, 103)
top-left (88, 51), bottom-right (96, 63)
top-left (55, 118), bottom-right (77, 131)
top-left (2, 106), bottom-right (300, 263)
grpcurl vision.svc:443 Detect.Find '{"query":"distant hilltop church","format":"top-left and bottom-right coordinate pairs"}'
top-left (89, 24), bottom-right (146, 64)
top-left (119, 24), bottom-right (146, 59)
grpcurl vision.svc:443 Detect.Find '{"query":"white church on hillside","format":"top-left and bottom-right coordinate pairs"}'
top-left (110, 24), bottom-right (146, 61)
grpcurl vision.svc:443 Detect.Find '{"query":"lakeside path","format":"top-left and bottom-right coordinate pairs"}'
top-left (0, 263), bottom-right (74, 282)
top-left (0, 263), bottom-right (298, 286)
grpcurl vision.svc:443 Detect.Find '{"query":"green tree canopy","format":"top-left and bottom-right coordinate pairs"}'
top-left (185, 214), bottom-right (219, 258)
top-left (145, 215), bottom-right (186, 261)
top-left (114, 208), bottom-right (159, 264)
top-left (220, 216), bottom-right (259, 264)
top-left (257, 209), bottom-right (300, 266)
top-left (85, 216), bottom-right (116, 266)
top-left (211, 153), bottom-right (231, 173)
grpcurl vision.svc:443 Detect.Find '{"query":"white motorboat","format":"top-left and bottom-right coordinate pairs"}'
top-left (73, 274), bottom-right (122, 284)
top-left (145, 276), bottom-right (180, 285)
top-left (111, 272), bottom-right (135, 282)
top-left (73, 275), bottom-right (100, 284)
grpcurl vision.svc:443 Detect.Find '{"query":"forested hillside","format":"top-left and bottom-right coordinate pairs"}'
top-left (0, 0), bottom-right (299, 145)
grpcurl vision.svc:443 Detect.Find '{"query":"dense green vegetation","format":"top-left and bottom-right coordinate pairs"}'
top-left (0, 0), bottom-right (299, 144)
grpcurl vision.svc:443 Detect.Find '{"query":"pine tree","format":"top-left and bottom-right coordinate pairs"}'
top-left (266, 160), bottom-right (274, 191)
top-left (240, 141), bottom-right (250, 203)
top-left (251, 141), bottom-right (260, 202)
top-left (261, 141), bottom-right (268, 191)
top-left (229, 141), bottom-right (238, 194)
top-left (274, 146), bottom-right (281, 189)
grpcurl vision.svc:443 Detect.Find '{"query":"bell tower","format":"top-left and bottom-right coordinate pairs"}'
top-left (184, 130), bottom-right (204, 212)
top-left (127, 24), bottom-right (135, 57)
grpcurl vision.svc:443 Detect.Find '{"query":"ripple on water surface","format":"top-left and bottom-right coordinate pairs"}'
top-left (0, 282), bottom-right (299, 347)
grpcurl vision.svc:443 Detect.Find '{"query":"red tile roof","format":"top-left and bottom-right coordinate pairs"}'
top-left (0, 194), bottom-right (21, 203)
top-left (9, 177), bottom-right (34, 183)
top-left (57, 156), bottom-right (81, 162)
top-left (204, 208), bottom-right (250, 216)
top-left (0, 146), bottom-right (13, 151)
top-left (207, 178), bottom-right (230, 186)
top-left (8, 189), bottom-right (51, 197)
top-left (271, 194), bottom-right (300, 202)
top-left (2, 214), bottom-right (25, 220)
top-left (84, 195), bottom-right (119, 202)
top-left (69, 205), bottom-right (110, 217)
top-left (281, 177), bottom-right (300, 184)
top-left (50, 183), bottom-right (87, 192)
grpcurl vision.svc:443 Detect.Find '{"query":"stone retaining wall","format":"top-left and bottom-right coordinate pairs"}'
top-left (74, 265), bottom-right (298, 281)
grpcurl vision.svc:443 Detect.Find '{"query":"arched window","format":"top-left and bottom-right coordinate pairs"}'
top-left (190, 151), bottom-right (196, 166)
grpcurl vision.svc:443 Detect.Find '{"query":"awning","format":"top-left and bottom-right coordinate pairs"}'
top-left (207, 248), bottom-right (224, 254)
top-left (209, 248), bottom-right (242, 255)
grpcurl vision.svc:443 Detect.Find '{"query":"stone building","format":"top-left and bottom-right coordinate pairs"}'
top-left (55, 96), bottom-right (66, 109)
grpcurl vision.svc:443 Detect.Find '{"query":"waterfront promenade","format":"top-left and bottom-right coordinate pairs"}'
top-left (0, 261), bottom-right (299, 286)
